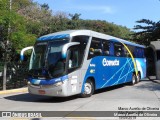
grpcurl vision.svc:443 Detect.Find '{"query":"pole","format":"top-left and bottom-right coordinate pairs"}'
top-left (3, 0), bottom-right (12, 90)
top-left (2, 61), bottom-right (7, 90)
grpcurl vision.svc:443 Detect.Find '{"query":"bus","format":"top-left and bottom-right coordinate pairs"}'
top-left (21, 30), bottom-right (146, 97)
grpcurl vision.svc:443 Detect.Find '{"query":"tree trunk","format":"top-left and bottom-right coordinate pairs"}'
top-left (3, 60), bottom-right (7, 90)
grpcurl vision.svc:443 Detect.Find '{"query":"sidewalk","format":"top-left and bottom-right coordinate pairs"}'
top-left (0, 87), bottom-right (28, 95)
top-left (147, 76), bottom-right (160, 84)
top-left (149, 79), bottom-right (160, 84)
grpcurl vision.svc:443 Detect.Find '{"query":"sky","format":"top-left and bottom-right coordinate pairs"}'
top-left (34, 0), bottom-right (160, 30)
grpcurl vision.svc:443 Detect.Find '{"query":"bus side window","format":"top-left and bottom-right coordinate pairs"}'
top-left (157, 50), bottom-right (160, 60)
top-left (102, 40), bottom-right (110, 56)
top-left (67, 48), bottom-right (80, 73)
top-left (139, 48), bottom-right (144, 58)
top-left (128, 45), bottom-right (135, 58)
top-left (88, 38), bottom-right (102, 59)
top-left (68, 49), bottom-right (79, 69)
top-left (124, 45), bottom-right (130, 57)
top-left (135, 48), bottom-right (138, 58)
top-left (72, 35), bottom-right (89, 66)
top-left (114, 43), bottom-right (123, 57)
top-left (142, 49), bottom-right (145, 58)
top-left (135, 47), bottom-right (143, 58)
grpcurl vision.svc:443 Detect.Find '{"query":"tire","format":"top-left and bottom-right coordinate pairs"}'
top-left (131, 74), bottom-right (136, 85)
top-left (136, 73), bottom-right (141, 83)
top-left (80, 79), bottom-right (94, 98)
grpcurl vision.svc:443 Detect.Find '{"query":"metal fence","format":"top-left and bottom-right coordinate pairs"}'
top-left (0, 61), bottom-right (28, 90)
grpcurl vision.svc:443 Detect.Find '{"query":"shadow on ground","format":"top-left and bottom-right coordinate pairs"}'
top-left (4, 84), bottom-right (127, 103)
top-left (4, 93), bottom-right (80, 103)
top-left (94, 83), bottom-right (126, 95)
top-left (135, 77), bottom-right (160, 91)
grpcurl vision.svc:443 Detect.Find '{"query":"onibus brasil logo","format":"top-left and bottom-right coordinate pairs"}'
top-left (102, 58), bottom-right (119, 66)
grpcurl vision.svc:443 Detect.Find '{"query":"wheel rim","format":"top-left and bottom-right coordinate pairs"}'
top-left (132, 75), bottom-right (136, 84)
top-left (84, 82), bottom-right (92, 94)
top-left (137, 74), bottom-right (140, 82)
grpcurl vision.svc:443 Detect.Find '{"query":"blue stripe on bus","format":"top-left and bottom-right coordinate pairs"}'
top-left (29, 75), bottom-right (68, 85)
top-left (37, 34), bottom-right (70, 41)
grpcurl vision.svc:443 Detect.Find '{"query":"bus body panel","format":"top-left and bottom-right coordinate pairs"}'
top-left (81, 56), bottom-right (146, 92)
top-left (82, 56), bottom-right (134, 90)
top-left (135, 58), bottom-right (147, 78)
top-left (66, 70), bottom-right (82, 96)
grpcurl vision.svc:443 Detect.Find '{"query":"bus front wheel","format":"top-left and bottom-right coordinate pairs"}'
top-left (80, 79), bottom-right (94, 98)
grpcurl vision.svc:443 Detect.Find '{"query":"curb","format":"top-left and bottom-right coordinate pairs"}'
top-left (0, 87), bottom-right (28, 95)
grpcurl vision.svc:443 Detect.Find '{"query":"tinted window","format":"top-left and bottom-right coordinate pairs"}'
top-left (123, 45), bottom-right (130, 57)
top-left (67, 47), bottom-right (80, 73)
top-left (135, 47), bottom-right (145, 58)
top-left (72, 35), bottom-right (89, 65)
top-left (114, 43), bottom-right (123, 57)
top-left (68, 49), bottom-right (79, 69)
top-left (88, 38), bottom-right (102, 59)
top-left (157, 50), bottom-right (160, 60)
top-left (102, 40), bottom-right (110, 56)
top-left (127, 45), bottom-right (135, 57)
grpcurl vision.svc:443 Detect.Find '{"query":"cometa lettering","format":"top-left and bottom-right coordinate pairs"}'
top-left (102, 58), bottom-right (119, 66)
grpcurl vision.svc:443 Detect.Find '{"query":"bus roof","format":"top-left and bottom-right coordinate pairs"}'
top-left (37, 30), bottom-right (145, 48)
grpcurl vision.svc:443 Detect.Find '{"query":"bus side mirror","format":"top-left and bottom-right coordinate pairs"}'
top-left (20, 46), bottom-right (33, 61)
top-left (62, 42), bottom-right (80, 59)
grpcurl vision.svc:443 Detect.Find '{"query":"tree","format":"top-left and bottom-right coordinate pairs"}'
top-left (51, 11), bottom-right (69, 32)
top-left (133, 19), bottom-right (160, 46)
top-left (41, 3), bottom-right (49, 10)
top-left (69, 13), bottom-right (81, 20)
top-left (0, 0), bottom-right (36, 90)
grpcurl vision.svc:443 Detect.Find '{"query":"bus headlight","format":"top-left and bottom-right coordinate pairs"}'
top-left (28, 81), bottom-right (31, 85)
top-left (54, 81), bottom-right (63, 86)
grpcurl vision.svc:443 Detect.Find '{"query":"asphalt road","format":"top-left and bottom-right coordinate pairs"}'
top-left (0, 78), bottom-right (160, 120)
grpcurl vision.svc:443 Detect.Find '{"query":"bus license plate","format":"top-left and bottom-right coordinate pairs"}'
top-left (38, 90), bottom-right (46, 94)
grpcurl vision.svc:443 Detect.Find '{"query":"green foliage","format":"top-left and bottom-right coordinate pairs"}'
top-left (0, 0), bottom-right (36, 53)
top-left (66, 19), bottom-right (133, 40)
top-left (41, 3), bottom-right (49, 10)
top-left (0, 0), bottom-right (10, 41)
top-left (0, 0), bottom-right (133, 57)
top-left (133, 19), bottom-right (160, 46)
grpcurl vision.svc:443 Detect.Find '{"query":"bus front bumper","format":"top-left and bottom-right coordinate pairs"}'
top-left (28, 81), bottom-right (68, 97)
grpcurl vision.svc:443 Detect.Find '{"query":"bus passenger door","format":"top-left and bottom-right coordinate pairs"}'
top-left (66, 47), bottom-right (82, 95)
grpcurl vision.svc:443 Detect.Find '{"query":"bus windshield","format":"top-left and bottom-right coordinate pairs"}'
top-left (47, 40), bottom-right (68, 77)
top-left (29, 42), bottom-right (47, 70)
top-left (29, 40), bottom-right (68, 77)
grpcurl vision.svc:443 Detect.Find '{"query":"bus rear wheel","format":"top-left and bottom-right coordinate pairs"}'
top-left (136, 73), bottom-right (141, 83)
top-left (131, 74), bottom-right (136, 85)
top-left (80, 79), bottom-right (94, 98)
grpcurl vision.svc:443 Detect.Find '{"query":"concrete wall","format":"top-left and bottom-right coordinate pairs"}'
top-left (150, 41), bottom-right (160, 80)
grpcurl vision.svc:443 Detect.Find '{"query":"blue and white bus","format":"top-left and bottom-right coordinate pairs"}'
top-left (21, 30), bottom-right (146, 97)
